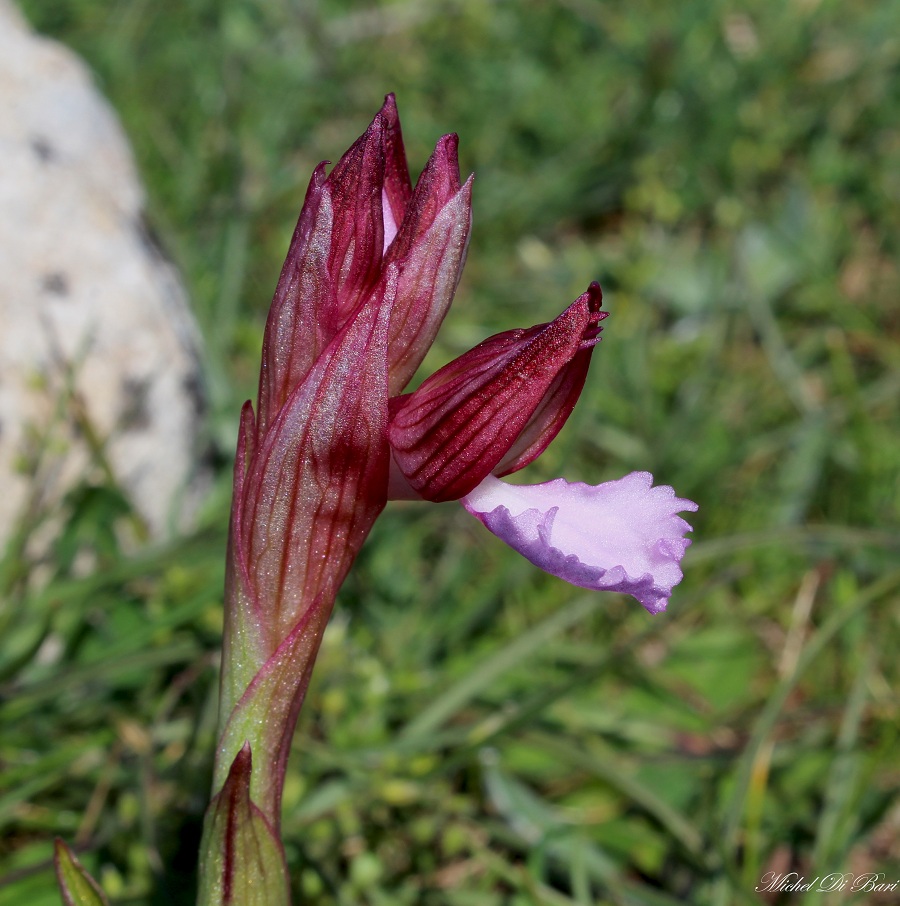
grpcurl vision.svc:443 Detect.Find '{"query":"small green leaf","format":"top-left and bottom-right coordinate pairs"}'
top-left (54, 840), bottom-right (109, 906)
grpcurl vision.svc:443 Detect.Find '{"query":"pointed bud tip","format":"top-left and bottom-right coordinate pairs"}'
top-left (368, 110), bottom-right (388, 140)
top-left (438, 132), bottom-right (460, 155)
top-left (420, 133), bottom-right (463, 192)
top-left (380, 94), bottom-right (404, 138)
top-left (54, 838), bottom-right (110, 906)
top-left (574, 283), bottom-right (607, 344)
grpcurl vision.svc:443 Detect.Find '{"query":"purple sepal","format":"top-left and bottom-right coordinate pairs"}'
top-left (462, 473), bottom-right (698, 614)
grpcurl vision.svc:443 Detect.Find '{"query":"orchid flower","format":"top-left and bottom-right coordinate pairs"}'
top-left (192, 96), bottom-right (697, 905)
top-left (387, 287), bottom-right (697, 613)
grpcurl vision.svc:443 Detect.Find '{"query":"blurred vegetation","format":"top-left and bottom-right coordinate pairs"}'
top-left (2, 0), bottom-right (899, 904)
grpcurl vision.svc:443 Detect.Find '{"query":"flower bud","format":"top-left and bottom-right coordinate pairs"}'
top-left (388, 283), bottom-right (606, 502)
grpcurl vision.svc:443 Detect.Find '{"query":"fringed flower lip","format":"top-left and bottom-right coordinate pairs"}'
top-left (462, 472), bottom-right (699, 614)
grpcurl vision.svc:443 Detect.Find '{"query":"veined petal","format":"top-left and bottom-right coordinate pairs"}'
top-left (385, 133), bottom-right (462, 263)
top-left (256, 164), bottom-right (334, 439)
top-left (493, 313), bottom-right (593, 476)
top-left (386, 173), bottom-right (473, 395)
top-left (382, 133), bottom-right (471, 393)
top-left (380, 93), bottom-right (413, 243)
top-left (256, 96), bottom-right (411, 437)
top-left (388, 284), bottom-right (605, 502)
top-left (462, 473), bottom-right (698, 614)
top-left (240, 284), bottom-right (393, 647)
top-left (326, 108), bottom-right (388, 325)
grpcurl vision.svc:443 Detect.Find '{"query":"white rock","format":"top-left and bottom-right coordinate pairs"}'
top-left (0, 0), bottom-right (206, 556)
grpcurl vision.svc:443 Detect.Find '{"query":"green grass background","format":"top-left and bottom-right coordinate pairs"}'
top-left (2, 0), bottom-right (899, 903)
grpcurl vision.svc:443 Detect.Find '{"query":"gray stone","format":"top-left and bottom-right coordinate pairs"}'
top-left (0, 0), bottom-right (206, 556)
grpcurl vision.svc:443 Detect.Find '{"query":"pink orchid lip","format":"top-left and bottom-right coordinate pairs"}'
top-left (462, 473), bottom-right (698, 614)
top-left (388, 283), bottom-right (606, 503)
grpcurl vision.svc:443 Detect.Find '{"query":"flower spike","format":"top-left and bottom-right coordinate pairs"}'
top-left (199, 96), bottom-right (698, 906)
